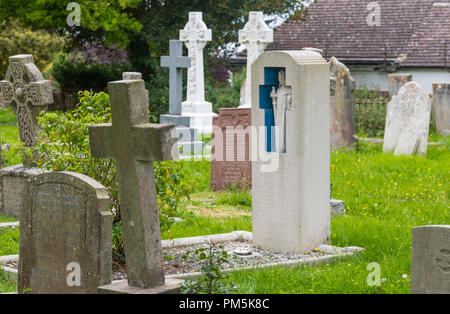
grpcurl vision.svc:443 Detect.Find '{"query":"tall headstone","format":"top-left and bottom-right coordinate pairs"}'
top-left (180, 12), bottom-right (215, 134)
top-left (432, 83), bottom-right (450, 136)
top-left (252, 50), bottom-right (330, 253)
top-left (159, 40), bottom-right (205, 155)
top-left (18, 172), bottom-right (113, 294)
top-left (383, 82), bottom-right (432, 155)
top-left (211, 108), bottom-right (252, 190)
top-left (0, 55), bottom-right (52, 217)
top-left (388, 74), bottom-right (412, 97)
top-left (330, 57), bottom-right (356, 149)
top-left (238, 11), bottom-right (273, 108)
top-left (411, 225), bottom-right (450, 294)
top-left (89, 79), bottom-right (182, 294)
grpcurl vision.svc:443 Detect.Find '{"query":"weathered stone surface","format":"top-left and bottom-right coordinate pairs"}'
top-left (251, 50), bottom-right (330, 253)
top-left (238, 11), bottom-right (273, 108)
top-left (388, 74), bottom-right (412, 97)
top-left (0, 55), bottom-right (53, 165)
top-left (18, 172), bottom-right (113, 294)
top-left (98, 278), bottom-right (183, 294)
top-left (179, 12), bottom-right (215, 133)
top-left (330, 199), bottom-right (345, 215)
top-left (330, 57), bottom-right (356, 149)
top-left (89, 79), bottom-right (177, 289)
top-left (432, 83), bottom-right (450, 136)
top-left (383, 82), bottom-right (432, 155)
top-left (0, 165), bottom-right (46, 217)
top-left (411, 225), bottom-right (450, 294)
top-left (211, 108), bottom-right (252, 190)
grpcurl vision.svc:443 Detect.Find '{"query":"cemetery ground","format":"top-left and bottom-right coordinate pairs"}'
top-left (0, 108), bottom-right (448, 294)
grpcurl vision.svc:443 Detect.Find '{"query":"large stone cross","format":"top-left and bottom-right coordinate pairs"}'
top-left (0, 55), bottom-right (53, 149)
top-left (239, 12), bottom-right (273, 108)
top-left (89, 79), bottom-right (177, 289)
top-left (180, 12), bottom-right (212, 104)
top-left (161, 40), bottom-right (191, 115)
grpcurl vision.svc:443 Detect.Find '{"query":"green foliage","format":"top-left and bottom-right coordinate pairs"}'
top-left (26, 90), bottom-right (190, 259)
top-left (0, 228), bottom-right (19, 256)
top-left (51, 53), bottom-right (133, 91)
top-left (181, 243), bottom-right (236, 294)
top-left (0, 20), bottom-right (64, 78)
top-left (354, 89), bottom-right (389, 137)
top-left (207, 67), bottom-right (246, 113)
top-left (0, 0), bottom-right (142, 48)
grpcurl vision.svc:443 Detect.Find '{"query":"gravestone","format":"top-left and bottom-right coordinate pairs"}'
top-left (159, 40), bottom-right (205, 155)
top-left (0, 55), bottom-right (52, 217)
top-left (383, 82), bottom-right (432, 155)
top-left (18, 172), bottom-right (113, 294)
top-left (411, 225), bottom-right (450, 294)
top-left (89, 78), bottom-right (182, 293)
top-left (238, 11), bottom-right (273, 108)
top-left (432, 83), bottom-right (450, 136)
top-left (251, 49), bottom-right (330, 253)
top-left (179, 12), bottom-right (216, 134)
top-left (330, 57), bottom-right (356, 149)
top-left (388, 74), bottom-right (412, 97)
top-left (211, 108), bottom-right (252, 190)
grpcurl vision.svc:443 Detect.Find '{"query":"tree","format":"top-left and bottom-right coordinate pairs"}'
top-left (0, 0), bottom-right (306, 76)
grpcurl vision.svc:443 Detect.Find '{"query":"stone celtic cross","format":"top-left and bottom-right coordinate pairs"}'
top-left (161, 40), bottom-right (191, 115)
top-left (180, 12), bottom-right (212, 104)
top-left (239, 12), bottom-right (273, 108)
top-left (0, 55), bottom-right (53, 149)
top-left (89, 79), bottom-right (177, 289)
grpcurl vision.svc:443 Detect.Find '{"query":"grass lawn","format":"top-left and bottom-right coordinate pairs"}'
top-left (0, 109), bottom-right (448, 293)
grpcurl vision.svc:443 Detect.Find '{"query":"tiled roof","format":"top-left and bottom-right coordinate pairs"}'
top-left (266, 0), bottom-right (450, 68)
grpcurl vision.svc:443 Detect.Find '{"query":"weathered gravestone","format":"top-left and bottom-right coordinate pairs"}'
top-left (89, 78), bottom-right (182, 294)
top-left (18, 172), bottom-right (113, 294)
top-left (159, 40), bottom-right (205, 155)
top-left (411, 225), bottom-right (450, 294)
top-left (238, 11), bottom-right (273, 108)
top-left (179, 12), bottom-right (215, 134)
top-left (251, 49), bottom-right (330, 253)
top-left (388, 74), bottom-right (412, 97)
top-left (211, 108), bottom-right (252, 190)
top-left (330, 57), bottom-right (356, 149)
top-left (432, 83), bottom-right (450, 136)
top-left (383, 82), bottom-right (432, 155)
top-left (0, 55), bottom-right (52, 217)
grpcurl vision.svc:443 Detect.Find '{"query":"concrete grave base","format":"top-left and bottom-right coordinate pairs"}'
top-left (98, 278), bottom-right (184, 294)
top-left (0, 165), bottom-right (46, 217)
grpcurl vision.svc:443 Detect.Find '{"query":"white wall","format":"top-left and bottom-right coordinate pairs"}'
top-left (349, 66), bottom-right (450, 95)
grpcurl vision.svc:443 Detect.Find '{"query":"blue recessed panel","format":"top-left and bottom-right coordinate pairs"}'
top-left (259, 67), bottom-right (285, 152)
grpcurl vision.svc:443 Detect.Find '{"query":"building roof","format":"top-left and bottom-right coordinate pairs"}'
top-left (266, 0), bottom-right (450, 68)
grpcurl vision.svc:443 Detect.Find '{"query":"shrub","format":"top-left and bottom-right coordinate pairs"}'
top-left (0, 20), bottom-right (64, 78)
top-left (51, 43), bottom-right (133, 92)
top-left (25, 91), bottom-right (190, 260)
top-left (354, 89), bottom-right (389, 137)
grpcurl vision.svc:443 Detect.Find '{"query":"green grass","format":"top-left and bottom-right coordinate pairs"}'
top-left (0, 228), bottom-right (19, 256)
top-left (0, 215), bottom-right (18, 223)
top-left (0, 108), bottom-right (17, 126)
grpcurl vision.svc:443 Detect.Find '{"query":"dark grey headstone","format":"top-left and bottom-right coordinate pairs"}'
top-left (411, 225), bottom-right (450, 294)
top-left (18, 172), bottom-right (113, 294)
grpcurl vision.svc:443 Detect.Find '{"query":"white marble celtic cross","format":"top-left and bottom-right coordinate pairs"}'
top-left (239, 12), bottom-right (273, 108)
top-left (180, 12), bottom-right (212, 105)
top-left (0, 55), bottom-right (52, 148)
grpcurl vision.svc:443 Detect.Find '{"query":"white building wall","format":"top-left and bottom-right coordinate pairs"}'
top-left (349, 67), bottom-right (450, 95)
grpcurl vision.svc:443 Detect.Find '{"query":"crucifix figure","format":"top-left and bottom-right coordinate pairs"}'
top-left (180, 12), bottom-right (212, 105)
top-left (89, 79), bottom-right (177, 289)
top-left (270, 71), bottom-right (292, 153)
top-left (161, 40), bottom-right (191, 115)
top-left (0, 55), bottom-right (53, 164)
top-left (239, 12), bottom-right (273, 108)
